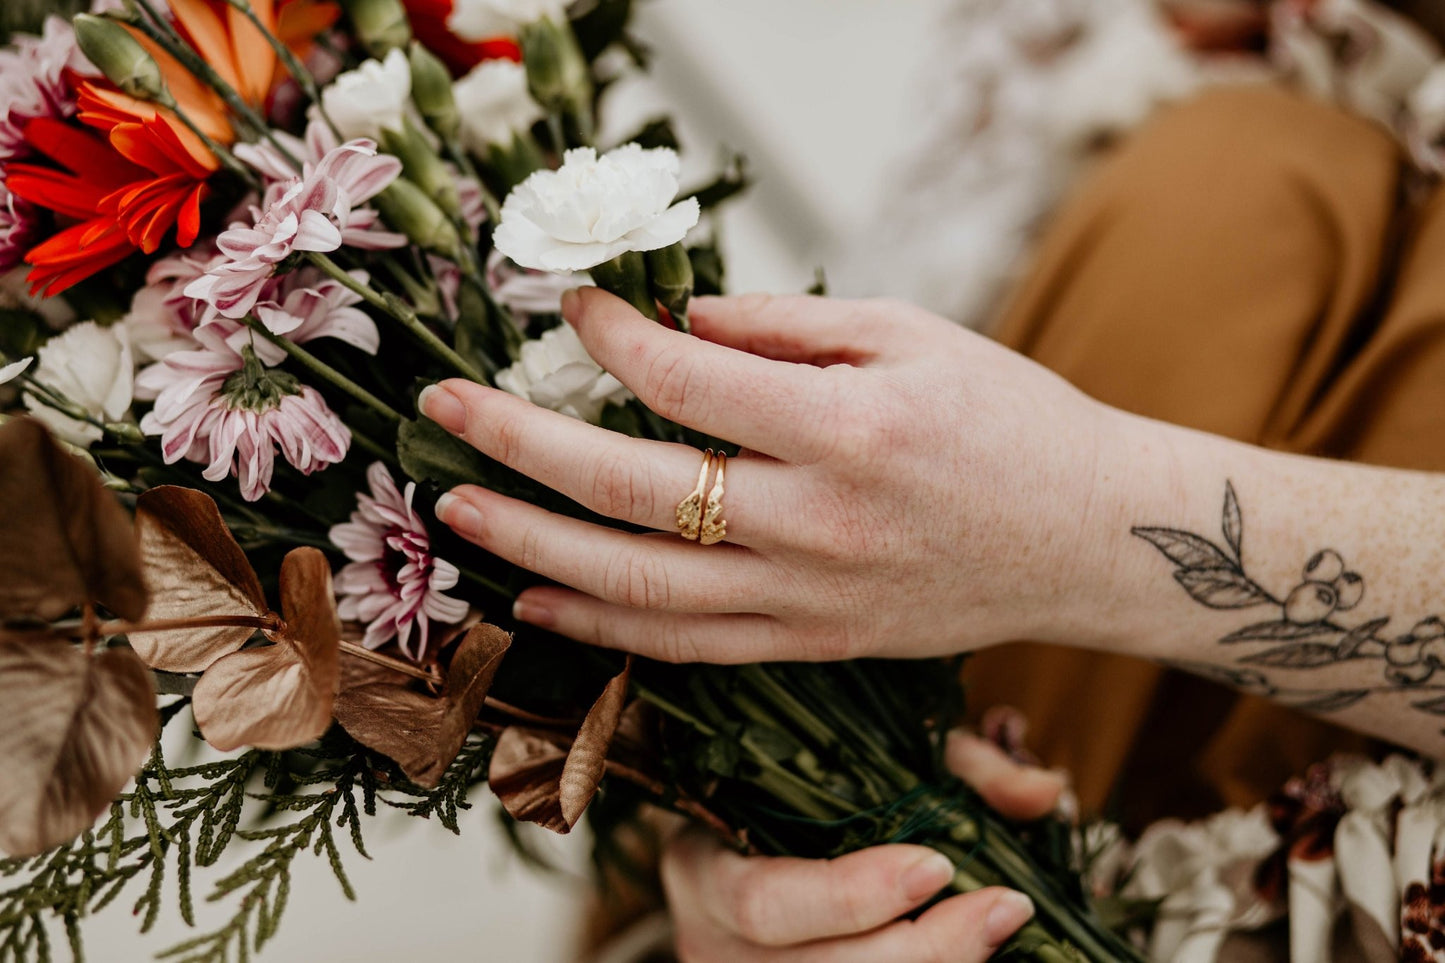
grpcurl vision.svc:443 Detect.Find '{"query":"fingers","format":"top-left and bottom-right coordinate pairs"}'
top-left (945, 730), bottom-right (1066, 822)
top-left (436, 485), bottom-right (779, 616)
top-left (663, 831), bottom-right (955, 946)
top-left (781, 888), bottom-right (1034, 963)
top-left (664, 830), bottom-right (1037, 963)
top-left (562, 287), bottom-right (839, 462)
top-left (420, 380), bottom-right (792, 547)
top-left (511, 586), bottom-right (806, 663)
top-left (688, 293), bottom-right (933, 365)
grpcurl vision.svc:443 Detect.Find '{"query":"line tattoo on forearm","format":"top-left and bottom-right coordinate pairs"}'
top-left (1132, 482), bottom-right (1445, 722)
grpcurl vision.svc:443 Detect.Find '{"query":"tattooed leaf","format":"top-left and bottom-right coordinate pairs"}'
top-left (1174, 568), bottom-right (1272, 608)
top-left (1337, 617), bottom-right (1390, 659)
top-left (1132, 527), bottom-right (1237, 571)
top-left (1221, 621), bottom-right (1339, 644)
top-left (1288, 690), bottom-right (1370, 713)
top-left (1242, 643), bottom-right (1343, 669)
top-left (1412, 696), bottom-right (1445, 716)
top-left (1163, 659), bottom-right (1277, 696)
top-left (1222, 482), bottom-right (1243, 563)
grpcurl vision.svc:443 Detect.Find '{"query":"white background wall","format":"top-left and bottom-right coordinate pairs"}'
top-left (75, 2), bottom-right (948, 960)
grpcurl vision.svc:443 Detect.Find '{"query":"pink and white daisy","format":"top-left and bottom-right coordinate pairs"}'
top-left (185, 138), bottom-right (404, 318)
top-left (330, 462), bottom-right (469, 660)
top-left (253, 267), bottom-right (380, 354)
top-left (135, 323), bottom-right (351, 501)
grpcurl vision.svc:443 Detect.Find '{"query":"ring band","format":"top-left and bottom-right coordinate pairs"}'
top-left (676, 449), bottom-right (728, 545)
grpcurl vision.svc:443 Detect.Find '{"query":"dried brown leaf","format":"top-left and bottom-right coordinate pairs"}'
top-left (191, 549), bottom-right (341, 752)
top-left (0, 638), bottom-right (157, 857)
top-left (333, 624), bottom-right (511, 787)
top-left (490, 662), bottom-right (630, 834)
top-left (130, 487), bottom-right (268, 672)
top-left (0, 418), bottom-right (147, 621)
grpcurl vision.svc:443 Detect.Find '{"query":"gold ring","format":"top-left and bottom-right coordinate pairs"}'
top-left (676, 449), bottom-right (728, 545)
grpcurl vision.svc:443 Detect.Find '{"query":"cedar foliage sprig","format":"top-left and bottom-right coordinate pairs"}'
top-left (0, 702), bottom-right (495, 963)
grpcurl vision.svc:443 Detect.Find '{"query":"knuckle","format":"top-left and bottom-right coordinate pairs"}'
top-left (603, 550), bottom-right (673, 610)
top-left (587, 451), bottom-right (653, 521)
top-left (490, 407), bottom-right (528, 468)
top-left (643, 347), bottom-right (703, 420)
top-left (516, 524), bottom-right (545, 573)
top-left (727, 869), bottom-right (777, 944)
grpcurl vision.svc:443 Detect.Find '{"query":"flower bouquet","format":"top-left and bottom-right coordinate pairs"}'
top-left (0, 1), bottom-right (1142, 961)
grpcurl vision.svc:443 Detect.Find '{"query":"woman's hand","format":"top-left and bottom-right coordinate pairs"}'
top-left (661, 731), bottom-right (1062, 963)
top-left (423, 289), bottom-right (1119, 663)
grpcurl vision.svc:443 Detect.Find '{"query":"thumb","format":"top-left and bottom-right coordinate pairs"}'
top-left (945, 729), bottom-right (1067, 822)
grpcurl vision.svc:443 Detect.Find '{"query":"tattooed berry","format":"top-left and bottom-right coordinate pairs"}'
top-left (1303, 549), bottom-right (1345, 583)
top-left (1284, 581), bottom-right (1338, 624)
top-left (1387, 660), bottom-right (1437, 686)
top-left (1387, 636), bottom-right (1426, 666)
top-left (1334, 572), bottom-right (1364, 611)
top-left (1411, 617), bottom-right (1445, 641)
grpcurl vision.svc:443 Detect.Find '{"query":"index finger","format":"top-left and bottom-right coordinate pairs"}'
top-left (563, 287), bottom-right (839, 463)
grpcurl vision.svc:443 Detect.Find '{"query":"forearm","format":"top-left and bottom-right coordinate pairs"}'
top-left (1057, 410), bottom-right (1445, 756)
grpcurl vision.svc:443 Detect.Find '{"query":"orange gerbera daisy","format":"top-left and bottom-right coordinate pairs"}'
top-left (5, 0), bottom-right (340, 296)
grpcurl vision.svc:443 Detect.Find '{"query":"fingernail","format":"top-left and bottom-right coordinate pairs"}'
top-left (900, 852), bottom-right (954, 902)
top-left (512, 597), bottom-right (554, 628)
top-left (984, 891), bottom-right (1035, 946)
top-left (418, 384), bottom-right (466, 434)
top-left (434, 492), bottom-right (482, 533)
top-left (560, 287), bottom-right (581, 322)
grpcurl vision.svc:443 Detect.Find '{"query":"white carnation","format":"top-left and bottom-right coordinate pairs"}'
top-left (493, 144), bottom-right (700, 273)
top-left (453, 60), bottom-right (544, 153)
top-left (316, 48), bottom-right (411, 141)
top-left (447, 0), bottom-right (567, 40)
top-left (495, 324), bottom-right (631, 422)
top-left (1408, 64), bottom-right (1445, 175)
top-left (0, 356), bottom-right (31, 385)
top-left (23, 321), bottom-right (134, 446)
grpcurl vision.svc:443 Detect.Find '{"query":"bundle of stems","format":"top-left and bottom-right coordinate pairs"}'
top-left (636, 660), bottom-right (1145, 962)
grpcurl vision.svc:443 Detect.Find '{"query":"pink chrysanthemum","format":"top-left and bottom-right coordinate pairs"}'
top-left (185, 138), bottom-right (403, 318)
top-left (0, 17), bottom-right (94, 162)
top-left (330, 462), bottom-right (469, 660)
top-left (135, 322), bottom-right (351, 501)
top-left (0, 180), bottom-right (40, 273)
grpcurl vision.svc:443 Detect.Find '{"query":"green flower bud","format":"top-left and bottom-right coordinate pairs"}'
top-left (645, 242), bottom-right (693, 332)
top-left (485, 135), bottom-right (546, 189)
top-left (338, 0), bottom-right (411, 57)
top-left (379, 117), bottom-right (460, 213)
top-left (73, 14), bottom-right (172, 105)
top-left (373, 179), bottom-right (465, 262)
top-left (408, 42), bottom-right (459, 141)
top-left (519, 17), bottom-right (592, 134)
top-left (589, 251), bottom-right (657, 322)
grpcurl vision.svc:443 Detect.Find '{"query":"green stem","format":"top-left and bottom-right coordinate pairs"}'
top-left (221, 0), bottom-right (341, 141)
top-left (453, 565), bottom-right (516, 601)
top-left (161, 96), bottom-right (259, 189)
top-left (126, 0), bottom-right (302, 170)
top-left (307, 254), bottom-right (489, 383)
top-left (443, 141), bottom-right (501, 224)
top-left (243, 319), bottom-right (403, 423)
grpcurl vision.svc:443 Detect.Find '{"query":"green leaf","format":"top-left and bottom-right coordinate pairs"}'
top-left (397, 417), bottom-right (492, 491)
top-left (618, 116), bottom-right (680, 152)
